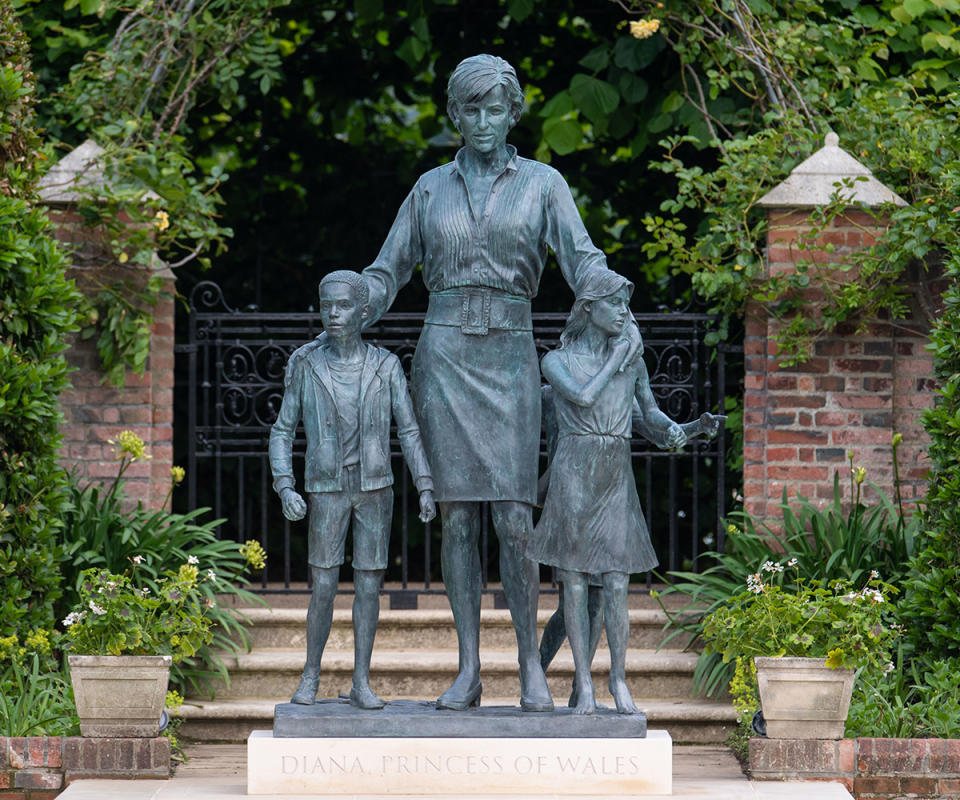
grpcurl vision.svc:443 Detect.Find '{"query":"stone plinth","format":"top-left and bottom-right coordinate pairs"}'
top-left (251, 700), bottom-right (668, 795)
top-left (248, 729), bottom-right (671, 795)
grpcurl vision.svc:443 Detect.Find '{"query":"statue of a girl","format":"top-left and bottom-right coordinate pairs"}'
top-left (529, 269), bottom-right (721, 715)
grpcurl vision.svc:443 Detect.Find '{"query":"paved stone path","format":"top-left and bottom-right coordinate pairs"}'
top-left (57, 743), bottom-right (854, 799)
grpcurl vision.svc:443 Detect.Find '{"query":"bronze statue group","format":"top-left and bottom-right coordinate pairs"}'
top-left (269, 54), bottom-right (723, 718)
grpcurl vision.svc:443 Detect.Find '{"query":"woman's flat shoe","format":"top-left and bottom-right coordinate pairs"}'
top-left (349, 685), bottom-right (386, 710)
top-left (436, 680), bottom-right (482, 710)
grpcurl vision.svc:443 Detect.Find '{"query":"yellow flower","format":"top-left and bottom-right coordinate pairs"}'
top-left (118, 252), bottom-right (129, 263)
top-left (170, 466), bottom-right (186, 485)
top-left (108, 430), bottom-right (150, 461)
top-left (852, 466), bottom-right (867, 485)
top-left (628, 18), bottom-right (660, 39)
top-left (24, 629), bottom-right (51, 655)
top-left (240, 539), bottom-right (267, 571)
top-left (0, 634), bottom-right (19, 661)
top-left (891, 432), bottom-right (902, 448)
top-left (178, 563), bottom-right (199, 586)
top-left (154, 210), bottom-right (170, 232)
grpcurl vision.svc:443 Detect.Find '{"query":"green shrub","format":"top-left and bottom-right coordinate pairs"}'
top-left (900, 254), bottom-right (960, 663)
top-left (846, 651), bottom-right (960, 739)
top-left (0, 635), bottom-right (78, 737)
top-left (0, 5), bottom-right (80, 643)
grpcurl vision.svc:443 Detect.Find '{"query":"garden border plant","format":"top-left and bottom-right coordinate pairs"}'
top-left (57, 431), bottom-right (268, 697)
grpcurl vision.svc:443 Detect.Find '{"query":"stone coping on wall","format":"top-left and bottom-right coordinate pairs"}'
top-left (751, 737), bottom-right (960, 799)
top-left (0, 736), bottom-right (170, 798)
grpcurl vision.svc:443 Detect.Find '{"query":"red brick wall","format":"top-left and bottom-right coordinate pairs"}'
top-left (751, 737), bottom-right (960, 799)
top-left (48, 207), bottom-right (175, 509)
top-left (0, 736), bottom-right (170, 797)
top-left (743, 209), bottom-right (933, 520)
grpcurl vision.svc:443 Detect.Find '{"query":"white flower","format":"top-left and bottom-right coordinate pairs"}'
top-left (89, 600), bottom-right (107, 615)
top-left (761, 560), bottom-right (784, 573)
top-left (63, 611), bottom-right (84, 627)
top-left (864, 588), bottom-right (884, 604)
top-left (786, 558), bottom-right (798, 568)
top-left (132, 555), bottom-right (145, 565)
top-left (746, 573), bottom-right (763, 594)
top-left (188, 555), bottom-right (199, 565)
top-left (870, 569), bottom-right (879, 580)
top-left (884, 662), bottom-right (895, 674)
top-left (140, 587), bottom-right (151, 597)
top-left (207, 569), bottom-right (217, 582)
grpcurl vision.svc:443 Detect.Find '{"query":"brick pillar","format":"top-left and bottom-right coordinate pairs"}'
top-left (43, 191), bottom-right (175, 508)
top-left (743, 209), bottom-right (933, 519)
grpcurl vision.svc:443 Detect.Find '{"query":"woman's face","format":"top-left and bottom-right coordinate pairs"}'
top-left (456, 84), bottom-right (512, 155)
top-left (587, 288), bottom-right (630, 337)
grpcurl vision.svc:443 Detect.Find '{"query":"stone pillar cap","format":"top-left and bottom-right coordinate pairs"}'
top-left (39, 139), bottom-right (160, 204)
top-left (758, 132), bottom-right (907, 209)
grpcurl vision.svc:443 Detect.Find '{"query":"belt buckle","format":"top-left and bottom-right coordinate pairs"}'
top-left (461, 288), bottom-right (491, 335)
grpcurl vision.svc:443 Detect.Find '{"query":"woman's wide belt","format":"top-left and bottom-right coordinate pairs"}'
top-left (425, 288), bottom-right (533, 335)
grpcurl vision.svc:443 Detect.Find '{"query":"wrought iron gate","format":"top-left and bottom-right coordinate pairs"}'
top-left (176, 281), bottom-right (733, 604)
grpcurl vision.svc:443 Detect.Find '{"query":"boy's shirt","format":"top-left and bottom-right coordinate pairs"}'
top-left (329, 360), bottom-right (363, 466)
top-left (269, 341), bottom-right (433, 496)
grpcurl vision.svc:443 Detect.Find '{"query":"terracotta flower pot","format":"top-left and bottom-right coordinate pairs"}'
top-left (754, 656), bottom-right (855, 739)
top-left (67, 654), bottom-right (172, 737)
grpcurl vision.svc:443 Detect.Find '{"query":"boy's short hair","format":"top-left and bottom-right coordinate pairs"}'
top-left (319, 270), bottom-right (369, 308)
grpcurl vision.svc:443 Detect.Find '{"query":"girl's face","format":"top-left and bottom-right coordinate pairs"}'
top-left (587, 288), bottom-right (630, 337)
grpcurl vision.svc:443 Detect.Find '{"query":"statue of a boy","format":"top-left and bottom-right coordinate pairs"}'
top-left (269, 270), bottom-right (436, 709)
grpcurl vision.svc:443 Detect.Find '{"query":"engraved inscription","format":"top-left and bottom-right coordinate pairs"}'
top-left (277, 751), bottom-right (643, 777)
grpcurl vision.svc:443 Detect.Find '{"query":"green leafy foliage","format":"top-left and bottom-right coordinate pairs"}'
top-left (63, 565), bottom-right (215, 661)
top-left (654, 454), bottom-right (916, 697)
top-left (17, 0), bottom-right (289, 383)
top-left (701, 570), bottom-right (898, 671)
top-left (56, 463), bottom-right (266, 696)
top-left (900, 251), bottom-right (960, 662)
top-left (0, 4), bottom-right (79, 644)
top-left (0, 653), bottom-right (79, 737)
top-left (847, 650), bottom-right (960, 739)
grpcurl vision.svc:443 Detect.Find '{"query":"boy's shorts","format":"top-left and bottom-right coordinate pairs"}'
top-left (307, 465), bottom-right (393, 570)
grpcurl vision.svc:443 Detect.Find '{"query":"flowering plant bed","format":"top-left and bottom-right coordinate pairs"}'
top-left (63, 564), bottom-right (215, 660)
top-left (701, 565), bottom-right (898, 672)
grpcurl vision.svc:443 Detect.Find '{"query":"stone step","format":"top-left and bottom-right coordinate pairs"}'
top-left (201, 649), bottom-right (703, 703)
top-left (231, 607), bottom-right (697, 652)
top-left (229, 583), bottom-right (694, 610)
top-left (176, 697), bottom-right (737, 745)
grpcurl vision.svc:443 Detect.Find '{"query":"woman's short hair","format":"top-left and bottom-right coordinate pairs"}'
top-left (319, 269), bottom-right (369, 308)
top-left (447, 54), bottom-right (524, 128)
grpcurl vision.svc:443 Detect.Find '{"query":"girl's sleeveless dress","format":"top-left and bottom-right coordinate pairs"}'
top-left (529, 350), bottom-right (659, 575)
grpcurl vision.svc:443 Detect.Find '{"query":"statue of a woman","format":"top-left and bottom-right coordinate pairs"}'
top-left (358, 54), bottom-right (640, 712)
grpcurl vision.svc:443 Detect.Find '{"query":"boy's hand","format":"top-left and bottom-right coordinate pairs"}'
top-left (280, 487), bottom-right (308, 521)
top-left (418, 490), bottom-right (436, 523)
top-left (665, 423), bottom-right (686, 450)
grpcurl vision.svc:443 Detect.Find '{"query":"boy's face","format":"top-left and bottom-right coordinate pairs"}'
top-left (318, 281), bottom-right (365, 340)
